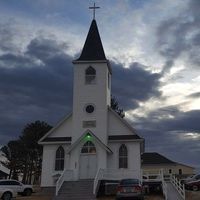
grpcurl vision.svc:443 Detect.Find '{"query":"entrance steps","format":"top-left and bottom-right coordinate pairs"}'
top-left (54, 180), bottom-right (96, 200)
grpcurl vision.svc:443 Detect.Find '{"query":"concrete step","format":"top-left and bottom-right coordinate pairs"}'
top-left (54, 180), bottom-right (96, 200)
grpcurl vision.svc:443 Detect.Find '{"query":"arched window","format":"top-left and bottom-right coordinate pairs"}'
top-left (119, 144), bottom-right (128, 168)
top-left (81, 141), bottom-right (96, 154)
top-left (55, 146), bottom-right (65, 171)
top-left (85, 66), bottom-right (96, 84)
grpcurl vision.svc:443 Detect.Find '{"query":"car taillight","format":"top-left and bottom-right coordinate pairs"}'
top-left (134, 186), bottom-right (142, 192)
top-left (117, 186), bottom-right (123, 192)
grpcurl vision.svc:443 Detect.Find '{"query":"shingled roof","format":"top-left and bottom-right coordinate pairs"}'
top-left (76, 19), bottom-right (106, 61)
top-left (108, 135), bottom-right (142, 141)
top-left (142, 152), bottom-right (176, 165)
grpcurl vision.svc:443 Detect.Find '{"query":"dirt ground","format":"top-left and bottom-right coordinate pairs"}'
top-left (15, 190), bottom-right (200, 200)
top-left (16, 193), bottom-right (164, 200)
top-left (16, 194), bottom-right (52, 200)
top-left (186, 190), bottom-right (200, 200)
top-left (15, 185), bottom-right (164, 200)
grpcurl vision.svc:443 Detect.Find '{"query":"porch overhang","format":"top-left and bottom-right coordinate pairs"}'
top-left (66, 130), bottom-right (113, 154)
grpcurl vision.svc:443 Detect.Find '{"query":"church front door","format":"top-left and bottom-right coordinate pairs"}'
top-left (79, 141), bottom-right (97, 179)
top-left (79, 154), bottom-right (97, 179)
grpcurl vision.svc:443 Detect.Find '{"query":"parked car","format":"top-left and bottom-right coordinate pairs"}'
top-left (181, 174), bottom-right (200, 184)
top-left (116, 179), bottom-right (144, 200)
top-left (185, 180), bottom-right (200, 191)
top-left (0, 179), bottom-right (33, 196)
top-left (0, 188), bottom-right (17, 200)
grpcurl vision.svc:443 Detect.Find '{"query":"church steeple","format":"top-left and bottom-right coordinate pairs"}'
top-left (76, 19), bottom-right (106, 61)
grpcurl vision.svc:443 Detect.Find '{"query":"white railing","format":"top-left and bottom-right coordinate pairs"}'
top-left (93, 168), bottom-right (104, 195)
top-left (171, 175), bottom-right (185, 200)
top-left (93, 168), bottom-right (139, 195)
top-left (161, 170), bottom-right (167, 200)
top-left (55, 169), bottom-right (74, 196)
top-left (162, 180), bottom-right (168, 200)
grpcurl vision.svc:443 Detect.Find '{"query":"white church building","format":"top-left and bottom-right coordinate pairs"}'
top-left (38, 18), bottom-right (144, 190)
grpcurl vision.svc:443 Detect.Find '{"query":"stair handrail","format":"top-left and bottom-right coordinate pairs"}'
top-left (93, 168), bottom-right (104, 195)
top-left (171, 175), bottom-right (185, 200)
top-left (160, 169), bottom-right (168, 200)
top-left (55, 169), bottom-right (74, 196)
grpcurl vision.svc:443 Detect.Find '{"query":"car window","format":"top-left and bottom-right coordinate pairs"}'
top-left (10, 181), bottom-right (21, 185)
top-left (0, 181), bottom-right (12, 185)
top-left (0, 180), bottom-right (21, 185)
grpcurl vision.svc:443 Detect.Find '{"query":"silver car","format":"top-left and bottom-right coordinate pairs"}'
top-left (116, 179), bottom-right (144, 200)
top-left (0, 180), bottom-right (33, 196)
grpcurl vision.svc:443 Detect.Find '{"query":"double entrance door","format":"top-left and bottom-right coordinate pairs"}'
top-left (79, 154), bottom-right (97, 179)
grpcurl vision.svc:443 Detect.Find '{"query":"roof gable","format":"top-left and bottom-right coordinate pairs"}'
top-left (66, 130), bottom-right (112, 154)
top-left (108, 107), bottom-right (138, 136)
top-left (38, 113), bottom-right (72, 144)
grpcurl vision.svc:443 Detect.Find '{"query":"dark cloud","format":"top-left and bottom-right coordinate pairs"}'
top-left (157, 0), bottom-right (200, 73)
top-left (0, 37), bottom-right (73, 144)
top-left (111, 62), bottom-right (161, 110)
top-left (134, 107), bottom-right (200, 166)
top-left (187, 92), bottom-right (200, 99)
top-left (26, 37), bottom-right (68, 60)
top-left (0, 21), bottom-right (17, 52)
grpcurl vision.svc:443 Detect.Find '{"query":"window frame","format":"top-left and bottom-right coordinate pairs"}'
top-left (81, 141), bottom-right (96, 154)
top-left (55, 146), bottom-right (65, 171)
top-left (119, 144), bottom-right (128, 169)
top-left (85, 66), bottom-right (96, 85)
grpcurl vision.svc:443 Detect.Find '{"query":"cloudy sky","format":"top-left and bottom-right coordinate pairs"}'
top-left (0, 0), bottom-right (199, 170)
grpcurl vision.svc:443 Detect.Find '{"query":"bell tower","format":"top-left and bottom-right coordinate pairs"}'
top-left (72, 19), bottom-right (112, 143)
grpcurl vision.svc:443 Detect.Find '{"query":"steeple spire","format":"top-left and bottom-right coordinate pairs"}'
top-left (76, 19), bottom-right (106, 61)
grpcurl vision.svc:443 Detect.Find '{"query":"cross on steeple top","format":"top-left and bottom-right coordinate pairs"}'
top-left (89, 2), bottom-right (100, 20)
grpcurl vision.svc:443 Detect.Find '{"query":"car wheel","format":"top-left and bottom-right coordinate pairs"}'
top-left (2, 192), bottom-right (12, 200)
top-left (192, 185), bottom-right (199, 191)
top-left (24, 188), bottom-right (32, 196)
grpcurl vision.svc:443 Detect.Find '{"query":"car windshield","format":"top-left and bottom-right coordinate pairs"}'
top-left (120, 179), bottom-right (139, 185)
